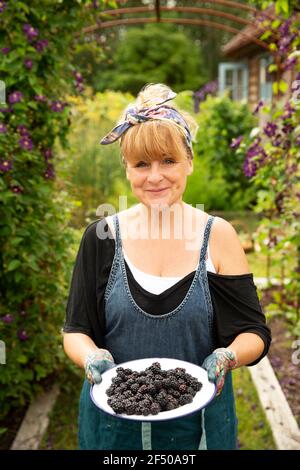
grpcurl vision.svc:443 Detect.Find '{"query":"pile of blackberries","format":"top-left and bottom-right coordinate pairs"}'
top-left (106, 361), bottom-right (202, 416)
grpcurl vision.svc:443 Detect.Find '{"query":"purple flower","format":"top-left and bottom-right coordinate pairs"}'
top-left (283, 56), bottom-right (297, 71)
top-left (230, 135), bottom-right (243, 149)
top-left (282, 102), bottom-right (294, 119)
top-left (50, 100), bottom-right (65, 112)
top-left (243, 157), bottom-right (257, 178)
top-left (34, 39), bottom-right (48, 53)
top-left (0, 159), bottom-right (12, 172)
top-left (253, 100), bottom-right (264, 114)
top-left (1, 47), bottom-right (10, 54)
top-left (273, 134), bottom-right (283, 147)
top-left (0, 122), bottom-right (7, 133)
top-left (17, 124), bottom-right (30, 136)
top-left (23, 23), bottom-right (39, 41)
top-left (11, 185), bottom-right (23, 194)
top-left (19, 136), bottom-right (33, 151)
top-left (74, 71), bottom-right (83, 82)
top-left (18, 329), bottom-right (29, 341)
top-left (263, 122), bottom-right (277, 138)
top-left (0, 1), bottom-right (6, 13)
top-left (0, 106), bottom-right (13, 113)
top-left (92, 0), bottom-right (99, 8)
top-left (24, 58), bottom-right (33, 70)
top-left (1, 314), bottom-right (14, 324)
top-left (76, 82), bottom-right (84, 94)
top-left (43, 148), bottom-right (53, 160)
top-left (34, 94), bottom-right (47, 102)
top-left (44, 164), bottom-right (55, 179)
top-left (282, 123), bottom-right (294, 134)
top-left (8, 91), bottom-right (23, 104)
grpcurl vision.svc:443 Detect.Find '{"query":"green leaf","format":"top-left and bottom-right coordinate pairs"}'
top-left (17, 354), bottom-right (28, 364)
top-left (268, 64), bottom-right (278, 73)
top-left (279, 80), bottom-right (288, 94)
top-left (7, 260), bottom-right (21, 272)
top-left (273, 82), bottom-right (279, 95)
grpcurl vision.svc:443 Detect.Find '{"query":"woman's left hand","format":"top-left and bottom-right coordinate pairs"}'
top-left (202, 348), bottom-right (238, 396)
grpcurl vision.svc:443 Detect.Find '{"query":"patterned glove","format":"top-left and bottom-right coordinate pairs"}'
top-left (84, 349), bottom-right (115, 384)
top-left (202, 348), bottom-right (238, 396)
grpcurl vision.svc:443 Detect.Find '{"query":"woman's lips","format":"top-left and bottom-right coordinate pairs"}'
top-left (147, 188), bottom-right (169, 193)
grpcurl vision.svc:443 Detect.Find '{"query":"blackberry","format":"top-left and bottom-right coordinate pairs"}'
top-left (106, 361), bottom-right (203, 416)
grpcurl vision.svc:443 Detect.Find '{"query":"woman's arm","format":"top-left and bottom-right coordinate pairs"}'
top-left (63, 332), bottom-right (99, 369)
top-left (228, 332), bottom-right (265, 367)
top-left (212, 216), bottom-right (265, 365)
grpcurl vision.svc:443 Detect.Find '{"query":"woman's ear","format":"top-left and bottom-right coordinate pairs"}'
top-left (187, 159), bottom-right (194, 175)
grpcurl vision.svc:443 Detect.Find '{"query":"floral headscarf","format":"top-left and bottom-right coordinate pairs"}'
top-left (100, 89), bottom-right (194, 158)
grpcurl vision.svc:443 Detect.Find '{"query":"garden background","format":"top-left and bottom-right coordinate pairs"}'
top-left (0, 0), bottom-right (299, 451)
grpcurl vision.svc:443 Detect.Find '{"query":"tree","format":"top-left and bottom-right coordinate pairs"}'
top-left (97, 23), bottom-right (208, 95)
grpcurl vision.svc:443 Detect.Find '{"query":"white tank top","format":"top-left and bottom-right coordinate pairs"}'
top-left (123, 244), bottom-right (216, 295)
top-left (106, 214), bottom-right (217, 295)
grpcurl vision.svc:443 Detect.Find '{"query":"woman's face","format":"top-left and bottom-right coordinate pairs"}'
top-left (125, 154), bottom-right (193, 209)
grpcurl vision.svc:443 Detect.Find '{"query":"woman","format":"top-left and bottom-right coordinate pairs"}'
top-left (63, 83), bottom-right (271, 450)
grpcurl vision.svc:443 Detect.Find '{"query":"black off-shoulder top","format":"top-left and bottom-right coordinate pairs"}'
top-left (63, 219), bottom-right (271, 366)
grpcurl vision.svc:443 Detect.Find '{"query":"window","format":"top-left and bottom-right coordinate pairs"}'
top-left (218, 62), bottom-right (248, 102)
top-left (259, 55), bottom-right (273, 102)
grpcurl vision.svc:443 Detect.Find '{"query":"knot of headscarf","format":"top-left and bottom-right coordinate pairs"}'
top-left (100, 89), bottom-right (193, 157)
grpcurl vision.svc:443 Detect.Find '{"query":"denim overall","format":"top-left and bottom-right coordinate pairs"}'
top-left (78, 214), bottom-right (238, 450)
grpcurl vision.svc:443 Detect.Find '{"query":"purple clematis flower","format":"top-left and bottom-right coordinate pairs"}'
top-left (253, 100), bottom-right (264, 114)
top-left (43, 148), bottom-right (53, 160)
top-left (34, 39), bottom-right (48, 53)
top-left (23, 23), bottom-right (39, 41)
top-left (11, 185), bottom-right (23, 194)
top-left (44, 164), bottom-right (55, 179)
top-left (50, 100), bottom-right (65, 112)
top-left (18, 329), bottom-right (29, 341)
top-left (19, 136), bottom-right (33, 151)
top-left (8, 91), bottom-right (23, 104)
top-left (34, 94), bottom-right (47, 103)
top-left (1, 314), bottom-right (14, 323)
top-left (24, 58), bottom-right (33, 70)
top-left (0, 1), bottom-right (6, 13)
top-left (0, 122), bottom-right (7, 133)
top-left (0, 159), bottom-right (12, 172)
top-left (17, 125), bottom-right (30, 136)
top-left (1, 46), bottom-right (10, 54)
top-left (230, 135), bottom-right (243, 149)
top-left (263, 122), bottom-right (277, 138)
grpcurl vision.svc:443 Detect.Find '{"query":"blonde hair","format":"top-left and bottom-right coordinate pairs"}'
top-left (119, 83), bottom-right (198, 166)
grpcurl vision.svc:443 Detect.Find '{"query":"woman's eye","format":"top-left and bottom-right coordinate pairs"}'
top-left (135, 162), bottom-right (148, 168)
top-left (163, 159), bottom-right (175, 164)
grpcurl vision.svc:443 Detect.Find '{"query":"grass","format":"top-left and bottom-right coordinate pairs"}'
top-left (233, 367), bottom-right (276, 450)
top-left (40, 367), bottom-right (276, 450)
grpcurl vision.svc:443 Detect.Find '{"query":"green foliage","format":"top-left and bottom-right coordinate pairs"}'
top-left (185, 96), bottom-right (257, 210)
top-left (0, 0), bottom-right (107, 416)
top-left (233, 6), bottom-right (300, 334)
top-left (97, 24), bottom-right (208, 95)
top-left (60, 89), bottom-right (137, 226)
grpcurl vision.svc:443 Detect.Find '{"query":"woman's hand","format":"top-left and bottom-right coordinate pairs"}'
top-left (202, 348), bottom-right (238, 396)
top-left (84, 348), bottom-right (115, 384)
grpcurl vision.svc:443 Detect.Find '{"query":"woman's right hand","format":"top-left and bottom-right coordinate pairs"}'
top-left (84, 348), bottom-right (115, 384)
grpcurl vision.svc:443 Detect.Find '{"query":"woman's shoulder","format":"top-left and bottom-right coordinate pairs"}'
top-left (208, 215), bottom-right (251, 275)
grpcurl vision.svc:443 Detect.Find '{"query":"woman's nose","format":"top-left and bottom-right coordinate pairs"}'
top-left (147, 162), bottom-right (163, 182)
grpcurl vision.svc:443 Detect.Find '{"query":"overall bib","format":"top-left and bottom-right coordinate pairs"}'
top-left (78, 214), bottom-right (238, 450)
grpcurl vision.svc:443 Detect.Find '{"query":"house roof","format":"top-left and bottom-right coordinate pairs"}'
top-left (222, 5), bottom-right (275, 59)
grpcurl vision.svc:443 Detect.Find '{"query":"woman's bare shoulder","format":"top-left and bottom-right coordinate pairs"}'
top-left (210, 216), bottom-right (250, 275)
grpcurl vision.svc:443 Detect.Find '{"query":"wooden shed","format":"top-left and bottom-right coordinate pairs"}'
top-left (218, 18), bottom-right (296, 111)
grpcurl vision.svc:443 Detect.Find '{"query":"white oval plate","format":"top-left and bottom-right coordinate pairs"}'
top-left (90, 357), bottom-right (216, 421)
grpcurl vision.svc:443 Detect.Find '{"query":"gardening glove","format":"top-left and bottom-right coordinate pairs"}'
top-left (84, 348), bottom-right (116, 384)
top-left (202, 348), bottom-right (238, 396)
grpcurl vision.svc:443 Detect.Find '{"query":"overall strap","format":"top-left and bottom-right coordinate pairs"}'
top-left (112, 214), bottom-right (122, 254)
top-left (198, 408), bottom-right (207, 450)
top-left (199, 216), bottom-right (215, 263)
